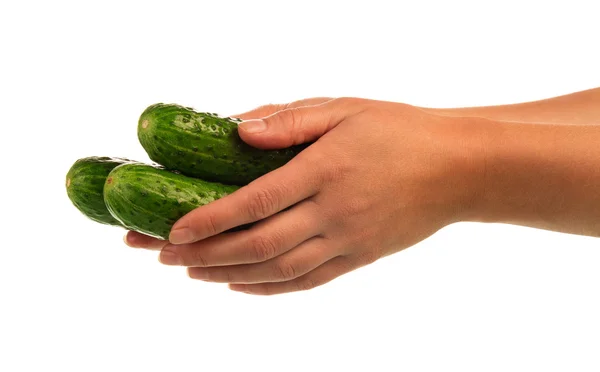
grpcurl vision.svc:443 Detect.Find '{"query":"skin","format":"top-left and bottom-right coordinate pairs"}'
top-left (125, 87), bottom-right (600, 295)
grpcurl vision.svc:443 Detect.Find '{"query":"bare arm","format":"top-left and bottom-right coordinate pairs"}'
top-left (420, 87), bottom-right (600, 125)
top-left (466, 116), bottom-right (600, 237)
top-left (421, 87), bottom-right (600, 236)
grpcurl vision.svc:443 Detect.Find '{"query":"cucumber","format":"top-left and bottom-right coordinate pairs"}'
top-left (104, 163), bottom-right (240, 240)
top-left (66, 156), bottom-right (134, 226)
top-left (137, 103), bottom-right (306, 185)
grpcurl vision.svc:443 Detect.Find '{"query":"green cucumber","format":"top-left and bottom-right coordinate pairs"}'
top-left (66, 156), bottom-right (134, 226)
top-left (104, 163), bottom-right (240, 240)
top-left (137, 103), bottom-right (306, 185)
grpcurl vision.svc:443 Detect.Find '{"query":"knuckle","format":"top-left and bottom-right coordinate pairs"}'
top-left (297, 150), bottom-right (343, 188)
top-left (333, 96), bottom-right (361, 107)
top-left (206, 214), bottom-right (219, 235)
top-left (272, 261), bottom-right (298, 281)
top-left (183, 211), bottom-right (220, 237)
top-left (331, 97), bottom-right (373, 116)
top-left (190, 249), bottom-right (209, 267)
top-left (349, 96), bottom-right (373, 106)
top-left (294, 150), bottom-right (329, 186)
top-left (286, 108), bottom-right (304, 143)
top-left (277, 107), bottom-right (303, 127)
top-left (250, 234), bottom-right (278, 261)
top-left (339, 197), bottom-right (370, 218)
top-left (247, 189), bottom-right (280, 220)
top-left (316, 154), bottom-right (349, 185)
top-left (189, 213), bottom-right (220, 236)
top-left (267, 108), bottom-right (304, 140)
top-left (287, 107), bottom-right (302, 128)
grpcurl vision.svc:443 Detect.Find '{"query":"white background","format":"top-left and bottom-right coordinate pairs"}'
top-left (2, 1), bottom-right (600, 371)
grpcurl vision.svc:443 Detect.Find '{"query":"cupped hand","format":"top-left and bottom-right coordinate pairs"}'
top-left (126, 97), bottom-right (485, 295)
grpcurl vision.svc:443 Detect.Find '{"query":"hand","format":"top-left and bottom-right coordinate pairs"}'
top-left (126, 97), bottom-right (486, 295)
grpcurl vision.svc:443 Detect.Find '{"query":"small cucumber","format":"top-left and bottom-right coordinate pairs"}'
top-left (103, 163), bottom-right (240, 240)
top-left (66, 156), bottom-right (134, 226)
top-left (137, 103), bottom-right (307, 185)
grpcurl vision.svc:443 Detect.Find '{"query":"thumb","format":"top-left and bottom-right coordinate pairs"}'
top-left (237, 98), bottom-right (360, 150)
top-left (231, 97), bottom-right (334, 121)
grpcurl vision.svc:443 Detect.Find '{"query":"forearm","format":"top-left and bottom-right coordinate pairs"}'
top-left (464, 117), bottom-right (600, 237)
top-left (421, 87), bottom-right (600, 125)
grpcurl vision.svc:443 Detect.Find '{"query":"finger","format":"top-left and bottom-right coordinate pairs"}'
top-left (169, 152), bottom-right (323, 244)
top-left (160, 199), bottom-right (323, 266)
top-left (231, 97), bottom-right (334, 120)
top-left (237, 97), bottom-right (363, 150)
top-left (124, 231), bottom-right (168, 250)
top-left (227, 255), bottom-right (356, 295)
top-left (187, 236), bottom-right (339, 284)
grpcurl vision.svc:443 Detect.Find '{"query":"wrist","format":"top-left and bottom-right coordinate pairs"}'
top-left (463, 117), bottom-right (600, 236)
top-left (425, 114), bottom-right (491, 225)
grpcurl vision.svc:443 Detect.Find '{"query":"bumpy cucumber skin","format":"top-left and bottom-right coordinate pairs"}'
top-left (137, 103), bottom-right (306, 185)
top-left (104, 163), bottom-right (239, 240)
top-left (66, 156), bottom-right (134, 226)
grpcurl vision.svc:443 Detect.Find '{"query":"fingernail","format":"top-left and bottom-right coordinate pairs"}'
top-left (239, 119), bottom-right (267, 133)
top-left (169, 228), bottom-right (194, 244)
top-left (160, 249), bottom-right (183, 266)
top-left (123, 234), bottom-right (132, 247)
